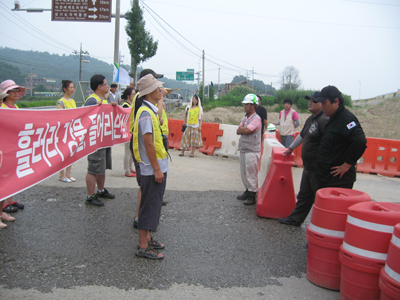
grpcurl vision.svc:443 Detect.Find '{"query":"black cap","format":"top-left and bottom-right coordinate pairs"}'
top-left (305, 91), bottom-right (320, 100)
top-left (139, 68), bottom-right (163, 79)
top-left (314, 85), bottom-right (343, 103)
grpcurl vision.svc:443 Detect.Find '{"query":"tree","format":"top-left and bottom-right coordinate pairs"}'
top-left (125, 1), bottom-right (158, 85)
top-left (0, 61), bottom-right (26, 85)
top-left (208, 85), bottom-right (215, 101)
top-left (33, 85), bottom-right (49, 92)
top-left (231, 75), bottom-right (247, 84)
top-left (280, 66), bottom-right (301, 90)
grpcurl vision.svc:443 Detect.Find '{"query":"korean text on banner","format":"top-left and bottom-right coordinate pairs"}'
top-left (0, 105), bottom-right (131, 201)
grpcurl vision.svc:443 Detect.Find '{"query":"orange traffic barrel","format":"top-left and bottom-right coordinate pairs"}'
top-left (306, 188), bottom-right (371, 290)
top-left (379, 223), bottom-right (400, 300)
top-left (339, 202), bottom-right (400, 300)
top-left (256, 147), bottom-right (296, 219)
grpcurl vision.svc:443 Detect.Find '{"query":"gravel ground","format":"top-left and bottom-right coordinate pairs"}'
top-left (1, 144), bottom-right (399, 299)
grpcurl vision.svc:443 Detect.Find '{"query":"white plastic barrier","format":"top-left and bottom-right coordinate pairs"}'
top-left (258, 134), bottom-right (284, 188)
top-left (214, 124), bottom-right (240, 159)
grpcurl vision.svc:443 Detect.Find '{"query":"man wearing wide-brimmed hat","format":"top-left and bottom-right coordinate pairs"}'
top-left (132, 74), bottom-right (168, 260)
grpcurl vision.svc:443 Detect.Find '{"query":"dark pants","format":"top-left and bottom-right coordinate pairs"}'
top-left (289, 168), bottom-right (319, 224)
top-left (130, 136), bottom-right (142, 186)
top-left (289, 168), bottom-right (355, 224)
top-left (138, 173), bottom-right (167, 232)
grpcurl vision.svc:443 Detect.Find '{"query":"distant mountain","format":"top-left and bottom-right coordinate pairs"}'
top-left (0, 47), bottom-right (199, 97)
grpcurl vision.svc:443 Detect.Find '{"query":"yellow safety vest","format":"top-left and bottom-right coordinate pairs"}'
top-left (59, 98), bottom-right (77, 109)
top-left (132, 106), bottom-right (168, 163)
top-left (187, 106), bottom-right (200, 125)
top-left (1, 103), bottom-right (19, 109)
top-left (129, 93), bottom-right (140, 134)
top-left (86, 93), bottom-right (108, 104)
top-left (122, 101), bottom-right (132, 108)
top-left (160, 108), bottom-right (169, 135)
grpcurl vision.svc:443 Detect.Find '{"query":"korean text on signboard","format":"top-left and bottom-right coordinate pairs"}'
top-left (52, 0), bottom-right (111, 22)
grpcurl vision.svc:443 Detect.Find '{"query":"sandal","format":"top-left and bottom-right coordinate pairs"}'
top-left (148, 237), bottom-right (165, 250)
top-left (135, 246), bottom-right (163, 259)
top-left (59, 177), bottom-right (71, 183)
top-left (179, 153), bottom-right (184, 156)
top-left (189, 153), bottom-right (194, 158)
top-left (68, 177), bottom-right (76, 182)
top-left (125, 172), bottom-right (136, 177)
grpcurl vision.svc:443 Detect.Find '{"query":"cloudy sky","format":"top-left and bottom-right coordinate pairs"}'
top-left (1, 0), bottom-right (399, 99)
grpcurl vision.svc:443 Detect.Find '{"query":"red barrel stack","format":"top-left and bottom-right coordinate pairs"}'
top-left (339, 202), bottom-right (400, 300)
top-left (306, 188), bottom-right (371, 290)
top-left (379, 223), bottom-right (400, 300)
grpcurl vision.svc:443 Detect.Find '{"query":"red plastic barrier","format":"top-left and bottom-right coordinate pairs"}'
top-left (379, 223), bottom-right (400, 300)
top-left (306, 188), bottom-right (371, 290)
top-left (276, 129), bottom-right (281, 144)
top-left (256, 147), bottom-right (296, 219)
top-left (357, 137), bottom-right (400, 177)
top-left (292, 132), bottom-right (303, 168)
top-left (339, 202), bottom-right (400, 300)
top-left (198, 122), bottom-right (223, 156)
top-left (167, 119), bottom-right (184, 150)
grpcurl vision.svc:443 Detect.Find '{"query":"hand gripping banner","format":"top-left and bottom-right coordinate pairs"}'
top-left (0, 105), bottom-right (131, 201)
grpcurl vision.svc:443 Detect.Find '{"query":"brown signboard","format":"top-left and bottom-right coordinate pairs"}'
top-left (52, 0), bottom-right (111, 22)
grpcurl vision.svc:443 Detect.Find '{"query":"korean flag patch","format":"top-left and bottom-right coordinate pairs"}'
top-left (347, 121), bottom-right (356, 130)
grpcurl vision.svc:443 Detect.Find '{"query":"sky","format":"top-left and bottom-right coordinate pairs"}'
top-left (0, 0), bottom-right (399, 100)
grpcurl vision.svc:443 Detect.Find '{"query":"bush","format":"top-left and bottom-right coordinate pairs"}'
top-left (217, 85), bottom-right (256, 106)
top-left (17, 99), bottom-right (58, 108)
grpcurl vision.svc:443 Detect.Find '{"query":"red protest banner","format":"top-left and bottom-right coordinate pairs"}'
top-left (0, 105), bottom-right (131, 201)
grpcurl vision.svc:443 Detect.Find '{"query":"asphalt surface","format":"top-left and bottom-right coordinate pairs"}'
top-left (1, 144), bottom-right (399, 299)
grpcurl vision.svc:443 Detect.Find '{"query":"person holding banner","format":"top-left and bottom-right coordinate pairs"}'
top-left (0, 89), bottom-right (16, 228)
top-left (84, 74), bottom-right (116, 206)
top-left (0, 80), bottom-right (26, 216)
top-left (121, 87), bottom-right (136, 177)
top-left (132, 74), bottom-right (168, 259)
top-left (57, 80), bottom-right (77, 183)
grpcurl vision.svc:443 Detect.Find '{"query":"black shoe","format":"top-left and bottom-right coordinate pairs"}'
top-left (12, 202), bottom-right (24, 209)
top-left (237, 190), bottom-right (250, 200)
top-left (279, 217), bottom-right (301, 226)
top-left (85, 195), bottom-right (104, 206)
top-left (97, 188), bottom-right (115, 199)
top-left (244, 192), bottom-right (256, 205)
top-left (133, 218), bottom-right (138, 229)
top-left (3, 204), bottom-right (18, 213)
top-left (162, 201), bottom-right (167, 206)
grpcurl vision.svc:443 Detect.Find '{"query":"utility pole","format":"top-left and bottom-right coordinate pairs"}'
top-left (30, 68), bottom-right (33, 96)
top-left (202, 50), bottom-right (205, 103)
top-left (218, 66), bottom-right (220, 96)
top-left (252, 67), bottom-right (254, 89)
top-left (74, 43), bottom-right (89, 81)
top-left (114, 0), bottom-right (120, 66)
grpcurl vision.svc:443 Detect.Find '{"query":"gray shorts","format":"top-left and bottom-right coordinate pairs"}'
top-left (138, 173), bottom-right (167, 231)
top-left (87, 148), bottom-right (112, 175)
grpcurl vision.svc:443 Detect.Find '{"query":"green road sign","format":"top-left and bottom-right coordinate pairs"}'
top-left (176, 69), bottom-right (194, 81)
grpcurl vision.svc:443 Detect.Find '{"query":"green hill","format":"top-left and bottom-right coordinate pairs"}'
top-left (0, 47), bottom-right (199, 96)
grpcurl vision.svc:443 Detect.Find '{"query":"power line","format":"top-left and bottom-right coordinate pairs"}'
top-left (0, 2), bottom-right (75, 52)
top-left (145, 0), bottom-right (400, 29)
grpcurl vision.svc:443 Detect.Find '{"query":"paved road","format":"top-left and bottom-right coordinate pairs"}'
top-left (1, 144), bottom-right (399, 299)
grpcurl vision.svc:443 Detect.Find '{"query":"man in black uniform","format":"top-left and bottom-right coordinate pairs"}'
top-left (314, 85), bottom-right (367, 189)
top-left (279, 92), bottom-right (329, 226)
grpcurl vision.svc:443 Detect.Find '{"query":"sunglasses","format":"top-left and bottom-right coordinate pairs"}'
top-left (9, 88), bottom-right (20, 92)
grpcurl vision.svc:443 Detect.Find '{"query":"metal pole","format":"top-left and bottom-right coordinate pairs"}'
top-left (114, 0), bottom-right (120, 66)
top-left (30, 68), bottom-right (33, 96)
top-left (202, 50), bottom-right (205, 102)
top-left (79, 43), bottom-right (82, 81)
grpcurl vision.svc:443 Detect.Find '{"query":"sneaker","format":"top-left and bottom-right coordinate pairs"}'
top-left (85, 195), bottom-right (104, 206)
top-left (12, 202), bottom-right (24, 209)
top-left (162, 201), bottom-right (167, 206)
top-left (237, 190), bottom-right (250, 200)
top-left (96, 188), bottom-right (115, 199)
top-left (244, 192), bottom-right (256, 205)
top-left (3, 204), bottom-right (18, 213)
